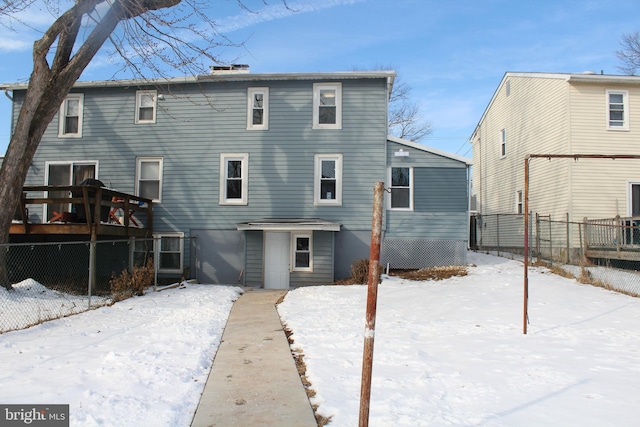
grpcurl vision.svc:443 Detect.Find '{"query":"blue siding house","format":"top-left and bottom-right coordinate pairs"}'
top-left (5, 69), bottom-right (471, 288)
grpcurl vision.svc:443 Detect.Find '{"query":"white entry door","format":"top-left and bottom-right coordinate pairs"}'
top-left (264, 232), bottom-right (290, 289)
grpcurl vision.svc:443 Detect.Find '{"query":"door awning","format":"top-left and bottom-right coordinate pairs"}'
top-left (236, 218), bottom-right (341, 232)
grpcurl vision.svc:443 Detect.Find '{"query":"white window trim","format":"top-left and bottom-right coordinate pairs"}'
top-left (314, 154), bottom-right (343, 206)
top-left (154, 232), bottom-right (184, 274)
top-left (515, 190), bottom-right (523, 214)
top-left (500, 128), bottom-right (507, 158)
top-left (291, 232), bottom-right (313, 272)
top-left (135, 157), bottom-right (163, 203)
top-left (626, 180), bottom-right (640, 216)
top-left (313, 82), bottom-right (342, 129)
top-left (606, 89), bottom-right (629, 131)
top-left (388, 166), bottom-right (414, 211)
top-left (58, 93), bottom-right (84, 138)
top-left (135, 90), bottom-right (157, 124)
top-left (219, 153), bottom-right (249, 205)
top-left (247, 87), bottom-right (269, 130)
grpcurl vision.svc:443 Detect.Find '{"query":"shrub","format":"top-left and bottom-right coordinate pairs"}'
top-left (110, 258), bottom-right (154, 302)
top-left (351, 258), bottom-right (370, 284)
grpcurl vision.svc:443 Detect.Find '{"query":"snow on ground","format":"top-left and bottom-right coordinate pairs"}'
top-left (1, 252), bottom-right (639, 426)
top-left (279, 252), bottom-right (640, 427)
top-left (0, 283), bottom-right (242, 426)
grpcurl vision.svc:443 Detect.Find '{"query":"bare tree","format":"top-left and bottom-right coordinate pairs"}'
top-left (616, 31), bottom-right (640, 75)
top-left (0, 0), bottom-right (281, 289)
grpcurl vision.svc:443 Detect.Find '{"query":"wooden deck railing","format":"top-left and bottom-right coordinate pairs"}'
top-left (13, 185), bottom-right (153, 237)
top-left (584, 215), bottom-right (640, 252)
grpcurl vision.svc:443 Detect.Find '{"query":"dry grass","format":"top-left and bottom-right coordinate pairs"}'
top-left (284, 327), bottom-right (333, 426)
top-left (390, 265), bottom-right (468, 281)
top-left (109, 258), bottom-right (154, 303)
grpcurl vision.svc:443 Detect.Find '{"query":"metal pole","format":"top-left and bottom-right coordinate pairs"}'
top-left (523, 158), bottom-right (530, 335)
top-left (358, 182), bottom-right (384, 427)
top-left (88, 240), bottom-right (95, 310)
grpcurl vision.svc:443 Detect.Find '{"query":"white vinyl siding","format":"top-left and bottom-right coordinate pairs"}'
top-left (58, 94), bottom-right (84, 138)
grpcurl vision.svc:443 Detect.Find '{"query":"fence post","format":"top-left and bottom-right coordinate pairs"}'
top-left (88, 240), bottom-right (95, 309)
top-left (535, 213), bottom-right (540, 262)
top-left (496, 214), bottom-right (500, 256)
top-left (529, 211), bottom-right (533, 263)
top-left (358, 182), bottom-right (384, 427)
top-left (566, 213), bottom-right (570, 264)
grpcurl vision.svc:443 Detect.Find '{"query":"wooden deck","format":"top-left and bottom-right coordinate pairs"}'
top-left (10, 185), bottom-right (153, 239)
top-left (584, 216), bottom-right (640, 262)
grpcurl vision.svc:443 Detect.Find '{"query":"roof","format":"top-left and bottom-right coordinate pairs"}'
top-left (387, 136), bottom-right (472, 165)
top-left (469, 71), bottom-right (640, 141)
top-left (236, 218), bottom-right (341, 232)
top-left (1, 70), bottom-right (396, 91)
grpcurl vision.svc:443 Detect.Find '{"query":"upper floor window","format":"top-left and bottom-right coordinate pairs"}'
top-left (247, 87), bottom-right (269, 130)
top-left (292, 233), bottom-right (312, 271)
top-left (314, 154), bottom-right (342, 206)
top-left (313, 83), bottom-right (342, 129)
top-left (58, 94), bottom-right (84, 138)
top-left (500, 128), bottom-right (507, 157)
top-left (389, 166), bottom-right (413, 210)
top-left (607, 90), bottom-right (629, 130)
top-left (135, 90), bottom-right (157, 124)
top-left (516, 190), bottom-right (523, 214)
top-left (220, 153), bottom-right (248, 205)
top-left (136, 157), bottom-right (163, 202)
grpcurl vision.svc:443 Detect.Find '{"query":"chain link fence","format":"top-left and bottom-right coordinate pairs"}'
top-left (0, 237), bottom-right (197, 334)
top-left (473, 213), bottom-right (640, 297)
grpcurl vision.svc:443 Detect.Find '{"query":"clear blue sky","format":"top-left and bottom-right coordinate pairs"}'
top-left (1, 0), bottom-right (639, 158)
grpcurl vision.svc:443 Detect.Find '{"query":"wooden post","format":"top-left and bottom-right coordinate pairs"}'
top-left (358, 182), bottom-right (384, 427)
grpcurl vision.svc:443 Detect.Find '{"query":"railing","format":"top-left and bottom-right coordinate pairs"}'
top-left (584, 216), bottom-right (640, 250)
top-left (14, 185), bottom-right (153, 235)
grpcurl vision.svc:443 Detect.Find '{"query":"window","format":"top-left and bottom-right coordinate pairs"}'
top-left (45, 161), bottom-right (97, 220)
top-left (220, 153), bottom-right (248, 205)
top-left (58, 94), bottom-right (84, 137)
top-left (607, 90), bottom-right (629, 130)
top-left (516, 190), bottom-right (523, 214)
top-left (314, 154), bottom-right (342, 205)
top-left (135, 90), bottom-right (157, 124)
top-left (136, 157), bottom-right (163, 202)
top-left (389, 166), bottom-right (413, 210)
top-left (313, 83), bottom-right (342, 129)
top-left (247, 87), bottom-right (269, 130)
top-left (500, 128), bottom-right (507, 157)
top-left (135, 234), bottom-right (183, 274)
top-left (628, 182), bottom-right (640, 216)
top-left (292, 233), bottom-right (312, 271)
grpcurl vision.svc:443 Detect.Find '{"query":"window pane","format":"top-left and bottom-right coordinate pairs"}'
top-left (227, 160), bottom-right (242, 179)
top-left (392, 168), bottom-right (410, 187)
top-left (296, 237), bottom-right (309, 251)
top-left (140, 94), bottom-right (155, 107)
top-left (321, 160), bottom-right (335, 179)
top-left (295, 252), bottom-right (310, 268)
top-left (66, 99), bottom-right (79, 116)
top-left (319, 106), bottom-right (336, 124)
top-left (610, 94), bottom-right (623, 104)
top-left (227, 180), bottom-right (242, 199)
top-left (139, 107), bottom-right (154, 121)
top-left (320, 181), bottom-right (336, 200)
top-left (141, 162), bottom-right (159, 180)
top-left (252, 109), bottom-right (264, 125)
top-left (139, 181), bottom-right (159, 199)
top-left (320, 90), bottom-right (336, 106)
top-left (161, 237), bottom-right (180, 252)
top-left (391, 188), bottom-right (410, 208)
top-left (160, 253), bottom-right (180, 270)
top-left (65, 117), bottom-right (79, 134)
top-left (610, 111), bottom-right (623, 121)
top-left (253, 93), bottom-right (263, 108)
top-left (73, 164), bottom-right (95, 184)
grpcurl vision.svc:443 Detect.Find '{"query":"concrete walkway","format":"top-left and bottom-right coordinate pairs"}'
top-left (191, 290), bottom-right (318, 427)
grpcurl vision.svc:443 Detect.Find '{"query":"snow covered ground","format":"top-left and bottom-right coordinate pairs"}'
top-left (279, 251), bottom-right (640, 427)
top-left (1, 251), bottom-right (639, 426)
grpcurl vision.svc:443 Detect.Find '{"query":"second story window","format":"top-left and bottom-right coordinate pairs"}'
top-left (607, 90), bottom-right (629, 130)
top-left (389, 166), bottom-right (413, 210)
top-left (136, 157), bottom-right (163, 202)
top-left (135, 90), bottom-right (157, 124)
top-left (247, 87), bottom-right (269, 130)
top-left (500, 128), bottom-right (507, 157)
top-left (220, 153), bottom-right (248, 205)
top-left (313, 83), bottom-right (342, 129)
top-left (58, 94), bottom-right (84, 138)
top-left (314, 154), bottom-right (342, 206)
